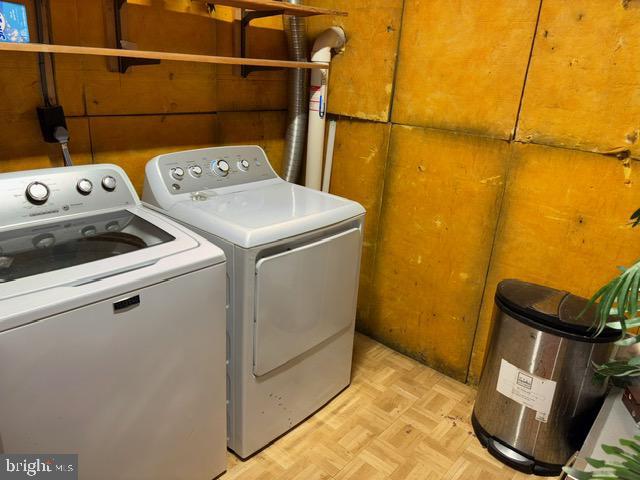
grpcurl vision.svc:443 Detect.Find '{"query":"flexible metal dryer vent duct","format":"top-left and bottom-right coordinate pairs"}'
top-left (282, 0), bottom-right (309, 183)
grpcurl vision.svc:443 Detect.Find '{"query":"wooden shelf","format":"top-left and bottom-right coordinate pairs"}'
top-left (209, 0), bottom-right (347, 17)
top-left (0, 42), bottom-right (328, 69)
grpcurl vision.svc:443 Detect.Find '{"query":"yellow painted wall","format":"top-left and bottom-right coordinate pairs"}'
top-left (1, 0), bottom-right (638, 383)
top-left (306, 0), bottom-right (640, 383)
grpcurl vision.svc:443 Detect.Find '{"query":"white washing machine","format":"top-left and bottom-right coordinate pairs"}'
top-left (142, 146), bottom-right (365, 458)
top-left (0, 165), bottom-right (228, 480)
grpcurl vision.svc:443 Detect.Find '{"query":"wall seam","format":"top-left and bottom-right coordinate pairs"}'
top-left (511, 0), bottom-right (544, 141)
top-left (87, 116), bottom-right (95, 165)
top-left (463, 146), bottom-right (514, 384)
top-left (361, 122), bottom-right (394, 331)
top-left (66, 108), bottom-right (287, 119)
top-left (387, 0), bottom-right (407, 124)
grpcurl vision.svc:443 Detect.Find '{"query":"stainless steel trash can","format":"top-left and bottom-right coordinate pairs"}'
top-left (472, 279), bottom-right (618, 476)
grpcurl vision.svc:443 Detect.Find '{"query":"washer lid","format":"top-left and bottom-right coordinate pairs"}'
top-left (495, 279), bottom-right (620, 342)
top-left (0, 206), bottom-right (223, 303)
top-left (168, 182), bottom-right (365, 248)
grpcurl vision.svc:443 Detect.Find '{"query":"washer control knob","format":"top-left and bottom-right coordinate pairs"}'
top-left (77, 178), bottom-right (93, 195)
top-left (214, 160), bottom-right (230, 176)
top-left (171, 167), bottom-right (185, 180)
top-left (106, 221), bottom-right (120, 232)
top-left (26, 182), bottom-right (50, 204)
top-left (190, 165), bottom-right (203, 177)
top-left (238, 159), bottom-right (250, 171)
top-left (102, 176), bottom-right (117, 192)
top-left (81, 225), bottom-right (97, 237)
top-left (33, 233), bottom-right (55, 249)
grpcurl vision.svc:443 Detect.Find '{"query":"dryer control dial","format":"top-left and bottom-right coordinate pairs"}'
top-left (189, 165), bottom-right (203, 177)
top-left (171, 167), bottom-right (185, 180)
top-left (26, 182), bottom-right (50, 204)
top-left (238, 159), bottom-right (250, 171)
top-left (212, 160), bottom-right (230, 177)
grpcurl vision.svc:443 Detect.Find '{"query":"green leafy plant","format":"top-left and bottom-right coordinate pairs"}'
top-left (581, 210), bottom-right (640, 378)
top-left (562, 210), bottom-right (640, 479)
top-left (563, 437), bottom-right (640, 479)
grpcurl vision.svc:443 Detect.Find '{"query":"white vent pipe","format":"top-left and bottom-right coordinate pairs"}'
top-left (305, 27), bottom-right (346, 190)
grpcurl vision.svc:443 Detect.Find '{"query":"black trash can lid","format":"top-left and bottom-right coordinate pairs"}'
top-left (495, 279), bottom-right (620, 343)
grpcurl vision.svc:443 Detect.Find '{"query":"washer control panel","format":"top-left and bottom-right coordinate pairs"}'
top-left (152, 146), bottom-right (278, 195)
top-left (0, 165), bottom-right (137, 229)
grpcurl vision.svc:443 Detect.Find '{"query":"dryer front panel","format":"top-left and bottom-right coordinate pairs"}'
top-left (253, 228), bottom-right (361, 377)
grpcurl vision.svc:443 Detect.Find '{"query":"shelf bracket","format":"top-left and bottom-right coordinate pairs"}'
top-left (112, 0), bottom-right (160, 73)
top-left (239, 9), bottom-right (285, 77)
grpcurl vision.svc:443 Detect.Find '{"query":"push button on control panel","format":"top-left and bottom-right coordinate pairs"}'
top-left (171, 167), bottom-right (185, 180)
top-left (212, 159), bottom-right (230, 177)
top-left (25, 182), bottom-right (50, 205)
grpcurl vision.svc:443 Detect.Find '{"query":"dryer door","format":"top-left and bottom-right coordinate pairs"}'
top-left (253, 228), bottom-right (361, 376)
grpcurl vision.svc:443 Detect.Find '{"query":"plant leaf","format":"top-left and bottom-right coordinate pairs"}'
top-left (616, 335), bottom-right (640, 347)
top-left (608, 317), bottom-right (640, 330)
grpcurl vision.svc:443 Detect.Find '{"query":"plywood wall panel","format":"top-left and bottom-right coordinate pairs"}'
top-left (516, 0), bottom-right (640, 157)
top-left (90, 113), bottom-right (218, 193)
top-left (370, 126), bottom-right (509, 381)
top-left (468, 143), bottom-right (640, 384)
top-left (392, 0), bottom-right (540, 139)
top-left (306, 0), bottom-right (403, 122)
top-left (327, 119), bottom-right (390, 326)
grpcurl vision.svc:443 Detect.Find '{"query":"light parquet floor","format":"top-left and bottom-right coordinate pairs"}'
top-left (221, 333), bottom-right (557, 480)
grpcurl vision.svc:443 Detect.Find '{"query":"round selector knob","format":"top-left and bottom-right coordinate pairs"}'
top-left (32, 233), bottom-right (55, 249)
top-left (214, 160), bottom-right (230, 177)
top-left (238, 159), bottom-right (250, 171)
top-left (102, 175), bottom-right (117, 192)
top-left (171, 167), bottom-right (185, 180)
top-left (106, 221), bottom-right (120, 232)
top-left (77, 178), bottom-right (93, 195)
top-left (25, 181), bottom-right (50, 205)
top-left (81, 225), bottom-right (97, 237)
top-left (189, 165), bottom-right (203, 177)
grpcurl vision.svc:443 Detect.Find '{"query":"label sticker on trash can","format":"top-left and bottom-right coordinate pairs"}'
top-left (496, 358), bottom-right (557, 423)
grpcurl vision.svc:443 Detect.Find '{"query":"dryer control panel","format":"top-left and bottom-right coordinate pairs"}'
top-left (148, 146), bottom-right (278, 196)
top-left (0, 165), bottom-right (138, 230)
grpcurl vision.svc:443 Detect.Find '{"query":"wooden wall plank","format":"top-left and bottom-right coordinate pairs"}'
top-left (216, 110), bottom-right (287, 174)
top-left (468, 143), bottom-right (640, 383)
top-left (215, 6), bottom-right (287, 111)
top-left (57, 0), bottom-right (219, 116)
top-left (516, 0), bottom-right (640, 157)
top-left (392, 0), bottom-right (540, 139)
top-left (89, 113), bottom-right (219, 193)
top-left (0, 117), bottom-right (93, 172)
top-left (370, 125), bottom-right (509, 381)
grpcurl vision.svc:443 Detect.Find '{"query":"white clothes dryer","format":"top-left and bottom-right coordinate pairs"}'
top-left (143, 146), bottom-right (365, 458)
